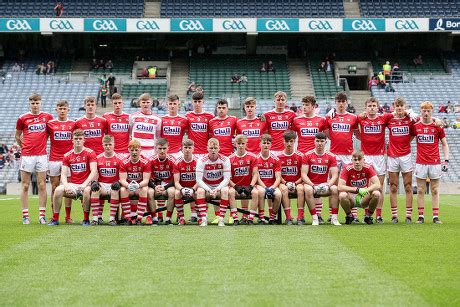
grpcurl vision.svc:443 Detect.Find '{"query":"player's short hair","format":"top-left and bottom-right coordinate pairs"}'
top-left (420, 101), bottom-right (433, 110)
top-left (139, 93), bottom-right (152, 101)
top-left (192, 92), bottom-right (204, 101)
top-left (283, 130), bottom-right (297, 141)
top-left (128, 139), bottom-right (141, 150)
top-left (235, 134), bottom-right (247, 143)
top-left (84, 96), bottom-right (96, 105)
top-left (168, 94), bottom-right (180, 102)
top-left (244, 97), bottom-right (257, 105)
top-left (315, 132), bottom-right (327, 140)
top-left (260, 134), bottom-right (272, 143)
top-left (56, 100), bottom-right (69, 107)
top-left (29, 93), bottom-right (41, 101)
top-left (335, 92), bottom-right (348, 101)
top-left (182, 139), bottom-right (194, 147)
top-left (274, 91), bottom-right (287, 99)
top-left (156, 138), bottom-right (168, 147)
top-left (352, 150), bottom-right (364, 160)
top-left (102, 135), bottom-right (114, 143)
top-left (394, 97), bottom-right (406, 106)
top-left (301, 95), bottom-right (316, 106)
top-left (208, 138), bottom-right (219, 147)
top-left (365, 97), bottom-right (379, 106)
top-left (216, 98), bottom-right (228, 106)
top-left (111, 93), bottom-right (122, 100)
top-left (73, 129), bottom-right (84, 138)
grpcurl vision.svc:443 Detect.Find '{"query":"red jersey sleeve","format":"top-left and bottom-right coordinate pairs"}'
top-left (329, 154), bottom-right (337, 167)
top-left (88, 150), bottom-right (97, 163)
top-left (274, 158), bottom-right (281, 172)
top-left (340, 167), bottom-right (349, 181)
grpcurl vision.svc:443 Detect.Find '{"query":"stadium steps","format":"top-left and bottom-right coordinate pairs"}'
top-left (349, 90), bottom-right (370, 113)
top-left (343, 0), bottom-right (361, 18)
top-left (288, 58), bottom-right (314, 100)
top-left (169, 58), bottom-right (189, 99)
top-left (144, 0), bottom-right (161, 18)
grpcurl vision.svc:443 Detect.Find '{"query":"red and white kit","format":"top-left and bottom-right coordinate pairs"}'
top-left (256, 152), bottom-right (281, 187)
top-left (263, 109), bottom-right (296, 152)
top-left (103, 112), bottom-right (130, 154)
top-left (302, 150), bottom-right (337, 184)
top-left (62, 148), bottom-right (97, 184)
top-left (160, 114), bottom-right (188, 154)
top-left (326, 112), bottom-right (358, 156)
top-left (292, 115), bottom-right (327, 153)
top-left (119, 157), bottom-right (151, 184)
top-left (96, 153), bottom-right (121, 184)
top-left (173, 156), bottom-right (197, 188)
top-left (186, 111), bottom-right (214, 155)
top-left (75, 116), bottom-right (108, 155)
top-left (16, 111), bottom-right (53, 156)
top-left (196, 154), bottom-right (231, 189)
top-left (340, 163), bottom-right (377, 188)
top-left (229, 152), bottom-right (258, 186)
top-left (413, 122), bottom-right (446, 180)
top-left (129, 111), bottom-right (162, 157)
top-left (278, 151), bottom-right (303, 182)
top-left (236, 117), bottom-right (267, 154)
top-left (209, 115), bottom-right (238, 156)
top-left (387, 115), bottom-right (414, 173)
top-left (150, 154), bottom-right (175, 185)
top-left (47, 118), bottom-right (75, 162)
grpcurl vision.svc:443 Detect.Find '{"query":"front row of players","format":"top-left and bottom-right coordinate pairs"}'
top-left (48, 127), bottom-right (384, 226)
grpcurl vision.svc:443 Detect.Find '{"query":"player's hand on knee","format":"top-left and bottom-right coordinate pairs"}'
top-left (234, 185), bottom-right (244, 194)
top-left (265, 187), bottom-right (275, 199)
top-left (286, 182), bottom-right (296, 193)
top-left (90, 181), bottom-right (100, 192)
top-left (111, 181), bottom-right (121, 191)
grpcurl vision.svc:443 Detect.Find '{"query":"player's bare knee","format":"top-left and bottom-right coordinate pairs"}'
top-left (339, 192), bottom-right (348, 201)
top-left (372, 190), bottom-right (381, 199)
top-left (390, 183), bottom-right (399, 193)
top-left (431, 186), bottom-right (439, 196)
top-left (417, 185), bottom-right (426, 195)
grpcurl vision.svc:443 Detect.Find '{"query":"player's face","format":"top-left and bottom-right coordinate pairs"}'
top-left (244, 104), bottom-right (256, 117)
top-left (73, 136), bottom-right (84, 148)
top-left (129, 147), bottom-right (141, 160)
top-left (207, 144), bottom-right (219, 159)
top-left (284, 138), bottom-right (296, 151)
top-left (29, 99), bottom-right (41, 114)
top-left (156, 144), bottom-right (168, 158)
top-left (139, 99), bottom-right (152, 112)
top-left (112, 99), bottom-right (124, 113)
top-left (192, 99), bottom-right (204, 112)
top-left (336, 99), bottom-right (347, 112)
top-left (182, 145), bottom-right (194, 156)
top-left (85, 100), bottom-right (96, 115)
top-left (168, 99), bottom-right (180, 115)
top-left (421, 108), bottom-right (432, 120)
top-left (366, 102), bottom-right (379, 116)
top-left (236, 140), bottom-right (247, 154)
top-left (274, 95), bottom-right (286, 110)
top-left (315, 138), bottom-right (326, 151)
top-left (103, 141), bottom-right (114, 154)
top-left (302, 102), bottom-right (314, 115)
top-left (352, 156), bottom-right (363, 170)
top-left (216, 104), bottom-right (228, 118)
top-left (394, 103), bottom-right (405, 116)
top-left (56, 105), bottom-right (69, 119)
top-left (261, 140), bottom-right (272, 152)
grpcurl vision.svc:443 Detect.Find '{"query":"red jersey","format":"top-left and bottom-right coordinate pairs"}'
top-left (278, 151), bottom-right (304, 182)
top-left (119, 157), bottom-right (150, 184)
top-left (186, 111), bottom-right (214, 154)
top-left (257, 152), bottom-right (281, 187)
top-left (173, 156), bottom-right (197, 188)
top-left (209, 116), bottom-right (238, 156)
top-left (302, 150), bottom-right (337, 185)
top-left (196, 154), bottom-right (231, 187)
top-left (16, 112), bottom-right (53, 156)
top-left (75, 116), bottom-right (108, 155)
top-left (47, 118), bottom-right (75, 161)
top-left (229, 152), bottom-right (258, 186)
top-left (387, 115), bottom-right (414, 157)
top-left (129, 111), bottom-right (162, 152)
top-left (413, 122), bottom-right (446, 165)
top-left (62, 148), bottom-right (97, 184)
top-left (263, 109), bottom-right (297, 151)
top-left (292, 115), bottom-right (327, 153)
top-left (326, 112), bottom-right (358, 155)
top-left (103, 112), bottom-right (130, 154)
top-left (358, 113), bottom-right (392, 155)
top-left (96, 153), bottom-right (121, 184)
top-left (340, 163), bottom-right (376, 188)
top-left (150, 154), bottom-right (175, 184)
top-left (236, 117), bottom-right (267, 154)
top-left (160, 115), bottom-right (188, 153)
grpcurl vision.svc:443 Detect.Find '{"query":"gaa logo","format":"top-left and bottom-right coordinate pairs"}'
top-left (136, 20), bottom-right (160, 30)
top-left (352, 20), bottom-right (377, 31)
top-left (395, 20), bottom-right (419, 30)
top-left (308, 20), bottom-right (332, 31)
top-left (6, 19), bottom-right (32, 30)
top-left (222, 20), bottom-right (246, 30)
top-left (265, 20), bottom-right (290, 31)
top-left (179, 20), bottom-right (204, 31)
top-left (50, 20), bottom-right (74, 30)
top-left (93, 20), bottom-right (118, 31)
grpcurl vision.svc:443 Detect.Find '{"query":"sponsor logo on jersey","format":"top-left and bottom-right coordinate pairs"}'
top-left (259, 169), bottom-right (274, 178)
top-left (70, 163), bottom-right (87, 173)
top-left (281, 166), bottom-right (298, 176)
top-left (100, 168), bottom-right (117, 177)
top-left (84, 129), bottom-right (102, 138)
top-left (351, 178), bottom-right (367, 187)
top-left (180, 172), bottom-right (195, 181)
top-left (190, 122), bottom-right (207, 132)
top-left (134, 123), bottom-right (154, 132)
top-left (205, 170), bottom-right (223, 180)
top-left (311, 165), bottom-right (328, 174)
top-left (331, 123), bottom-right (350, 132)
top-left (234, 166), bottom-right (250, 176)
top-left (417, 134), bottom-right (435, 143)
top-left (364, 125), bottom-right (382, 133)
top-left (163, 126), bottom-right (181, 135)
top-left (110, 123), bottom-right (129, 132)
top-left (53, 131), bottom-right (72, 140)
top-left (391, 126), bottom-right (409, 136)
top-left (213, 127), bottom-right (231, 136)
top-left (242, 129), bottom-right (260, 137)
top-left (127, 172), bottom-right (141, 181)
top-left (300, 127), bottom-right (319, 136)
top-left (28, 123), bottom-right (46, 132)
top-left (154, 170), bottom-right (171, 180)
top-left (271, 121), bottom-right (289, 130)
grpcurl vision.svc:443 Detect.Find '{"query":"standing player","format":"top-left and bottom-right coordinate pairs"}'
top-left (103, 93), bottom-right (130, 157)
top-left (412, 101), bottom-right (449, 224)
top-left (16, 93), bottom-right (53, 224)
top-left (173, 139), bottom-right (199, 225)
top-left (338, 150), bottom-right (381, 225)
top-left (228, 135), bottom-right (259, 225)
top-left (208, 99), bottom-right (238, 156)
top-left (277, 131), bottom-right (304, 225)
top-left (90, 135), bottom-right (122, 226)
top-left (47, 100), bottom-right (75, 223)
top-left (48, 129), bottom-right (98, 226)
top-left (195, 138), bottom-right (231, 227)
top-left (255, 134), bottom-right (282, 224)
top-left (129, 93), bottom-right (162, 158)
top-left (263, 91), bottom-right (296, 154)
top-left (185, 92), bottom-right (214, 158)
top-left (236, 97), bottom-right (267, 154)
top-left (161, 95), bottom-right (188, 159)
top-left (302, 132), bottom-right (341, 226)
top-left (75, 96), bottom-right (108, 155)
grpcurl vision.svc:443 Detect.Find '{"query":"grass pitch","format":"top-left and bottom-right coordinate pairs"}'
top-left (0, 195), bottom-right (458, 306)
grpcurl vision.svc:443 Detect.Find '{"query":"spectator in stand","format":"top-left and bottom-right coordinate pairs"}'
top-left (290, 102), bottom-right (298, 112)
top-left (413, 54), bottom-right (423, 67)
top-left (46, 61), bottom-right (55, 74)
top-left (187, 82), bottom-right (197, 95)
top-left (382, 102), bottom-right (391, 113)
top-left (260, 62), bottom-right (267, 73)
top-left (447, 101), bottom-right (454, 113)
top-left (10, 144), bottom-right (20, 168)
top-left (107, 73), bottom-right (116, 97)
top-left (98, 59), bottom-right (105, 70)
top-left (105, 59), bottom-right (113, 72)
top-left (36, 63), bottom-right (46, 75)
top-left (241, 74), bottom-right (248, 83)
top-left (325, 61), bottom-right (332, 72)
top-left (441, 117), bottom-right (451, 129)
top-left (185, 101), bottom-right (193, 111)
top-left (100, 86), bottom-right (108, 108)
top-left (0, 143), bottom-right (8, 155)
top-left (438, 103), bottom-right (448, 113)
top-left (20, 64), bottom-right (25, 71)
top-left (318, 61), bottom-right (326, 72)
top-left (391, 62), bottom-right (402, 81)
top-left (54, 2), bottom-right (64, 17)
top-left (231, 74), bottom-right (241, 84)
top-left (0, 154), bottom-right (5, 169)
top-left (11, 63), bottom-right (20, 72)
top-left (377, 71), bottom-right (386, 89)
top-left (267, 60), bottom-right (276, 73)
top-left (91, 58), bottom-right (98, 69)
top-left (368, 76), bottom-right (378, 90)
top-left (346, 104), bottom-right (356, 114)
top-left (383, 61), bottom-right (391, 80)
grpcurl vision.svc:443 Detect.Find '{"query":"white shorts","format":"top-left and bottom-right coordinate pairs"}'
top-left (48, 161), bottom-right (71, 177)
top-left (336, 155), bottom-right (352, 170)
top-left (387, 154), bottom-right (413, 173)
top-left (20, 155), bottom-right (48, 173)
top-left (365, 155), bottom-right (386, 176)
top-left (415, 164), bottom-right (442, 180)
top-left (170, 152), bottom-right (183, 160)
top-left (99, 182), bottom-right (112, 195)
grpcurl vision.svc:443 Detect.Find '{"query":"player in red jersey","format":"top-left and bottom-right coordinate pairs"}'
top-left (102, 93), bottom-right (130, 157)
top-left (412, 102), bottom-right (449, 224)
top-left (129, 93), bottom-right (162, 158)
top-left (302, 132), bottom-right (341, 226)
top-left (119, 139), bottom-right (151, 225)
top-left (236, 97), bottom-right (267, 154)
top-left (48, 129), bottom-right (98, 226)
top-left (75, 96), bottom-right (108, 155)
top-left (173, 139), bottom-right (199, 225)
top-left (228, 135), bottom-right (259, 225)
top-left (47, 100), bottom-right (75, 223)
top-left (278, 131), bottom-right (304, 225)
top-left (148, 138), bottom-right (176, 225)
top-left (90, 135), bottom-right (122, 226)
top-left (338, 151), bottom-right (381, 225)
top-left (263, 91), bottom-right (296, 154)
top-left (255, 134), bottom-right (282, 224)
top-left (185, 92), bottom-right (214, 158)
top-left (161, 94), bottom-right (188, 159)
top-left (15, 93), bottom-right (53, 224)
top-left (209, 99), bottom-right (238, 156)
top-left (195, 138), bottom-right (231, 227)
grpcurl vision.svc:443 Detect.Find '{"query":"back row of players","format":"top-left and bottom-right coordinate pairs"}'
top-left (16, 90), bottom-right (448, 225)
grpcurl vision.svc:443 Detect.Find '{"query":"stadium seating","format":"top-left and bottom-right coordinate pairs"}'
top-left (360, 0), bottom-right (460, 18)
top-left (0, 0), bottom-right (144, 18)
top-left (160, 0), bottom-right (345, 18)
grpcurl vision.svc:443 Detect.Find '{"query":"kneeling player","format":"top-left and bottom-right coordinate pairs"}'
top-left (229, 135), bottom-right (259, 225)
top-left (302, 132), bottom-right (341, 226)
top-left (256, 134), bottom-right (282, 224)
top-left (338, 150), bottom-right (381, 224)
top-left (48, 129), bottom-right (98, 226)
top-left (196, 138), bottom-right (231, 227)
top-left (119, 140), bottom-right (151, 225)
top-left (90, 135), bottom-right (122, 226)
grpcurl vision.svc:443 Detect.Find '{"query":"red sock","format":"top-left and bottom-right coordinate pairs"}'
top-left (121, 197), bottom-right (130, 218)
top-left (284, 208), bottom-right (292, 220)
top-left (175, 199), bottom-right (184, 219)
top-left (331, 208), bottom-right (339, 215)
top-left (269, 208), bottom-right (275, 220)
top-left (190, 203), bottom-right (197, 215)
top-left (91, 197), bottom-right (100, 219)
top-left (219, 199), bottom-right (229, 218)
top-left (297, 207), bottom-right (304, 220)
top-left (309, 208), bottom-right (317, 216)
top-left (196, 198), bottom-right (207, 218)
top-left (241, 203), bottom-right (248, 219)
top-left (98, 200), bottom-right (104, 218)
top-left (315, 202), bottom-right (323, 216)
top-left (406, 207), bottom-right (412, 218)
top-left (258, 209), bottom-right (265, 220)
top-left (137, 197), bottom-right (148, 220)
top-left (432, 207), bottom-right (439, 218)
top-left (22, 209), bottom-right (29, 219)
top-left (109, 199), bottom-right (118, 218)
top-left (391, 206), bottom-right (398, 218)
top-left (376, 208), bottom-right (382, 217)
top-left (39, 207), bottom-right (46, 218)
top-left (351, 207), bottom-right (358, 218)
top-left (365, 208), bottom-right (370, 216)
top-left (83, 211), bottom-right (90, 220)
top-left (230, 208), bottom-right (238, 219)
top-left (130, 204), bottom-right (137, 216)
top-left (418, 207), bottom-right (425, 217)
top-left (65, 206), bottom-right (72, 219)
top-left (166, 209), bottom-right (173, 219)
top-left (249, 210), bottom-right (257, 221)
top-left (53, 212), bottom-right (59, 221)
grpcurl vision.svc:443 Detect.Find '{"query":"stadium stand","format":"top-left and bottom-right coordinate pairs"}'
top-left (360, 0), bottom-right (460, 18)
top-left (0, 0), bottom-right (144, 18)
top-left (160, 0), bottom-right (345, 18)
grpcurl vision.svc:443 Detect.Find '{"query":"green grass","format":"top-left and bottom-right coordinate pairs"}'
top-left (0, 195), bottom-right (459, 306)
